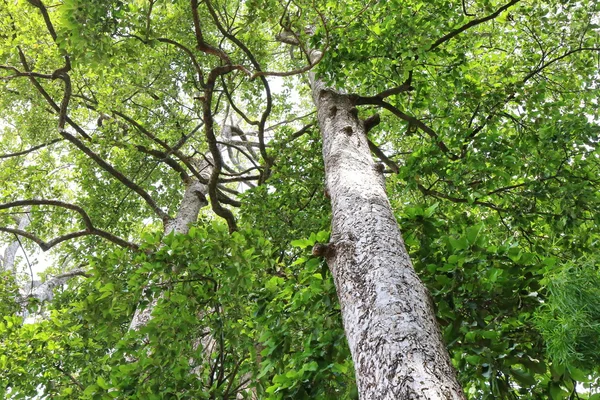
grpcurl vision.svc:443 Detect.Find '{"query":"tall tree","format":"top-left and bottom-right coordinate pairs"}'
top-left (1, 0), bottom-right (599, 399)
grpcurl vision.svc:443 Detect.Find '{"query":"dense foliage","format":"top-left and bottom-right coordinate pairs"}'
top-left (1, 0), bottom-right (599, 398)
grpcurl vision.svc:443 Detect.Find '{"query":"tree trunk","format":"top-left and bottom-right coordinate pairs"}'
top-left (1, 208), bottom-right (31, 272)
top-left (311, 81), bottom-right (465, 399)
top-left (129, 178), bottom-right (208, 331)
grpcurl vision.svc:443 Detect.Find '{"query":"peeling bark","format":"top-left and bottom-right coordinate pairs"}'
top-left (311, 81), bottom-right (465, 399)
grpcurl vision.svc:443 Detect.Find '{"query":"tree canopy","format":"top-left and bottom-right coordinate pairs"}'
top-left (1, 0), bottom-right (599, 398)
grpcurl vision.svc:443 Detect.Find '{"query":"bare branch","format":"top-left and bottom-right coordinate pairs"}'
top-left (58, 129), bottom-right (170, 221)
top-left (1, 209), bottom-right (30, 272)
top-left (190, 0), bottom-right (232, 63)
top-left (355, 96), bottom-right (458, 160)
top-left (0, 200), bottom-right (139, 250)
top-left (429, 0), bottom-right (521, 51)
top-left (202, 66), bottom-right (243, 232)
top-left (0, 138), bottom-right (63, 159)
top-left (367, 139), bottom-right (399, 174)
top-left (0, 227), bottom-right (88, 251)
top-left (27, 267), bottom-right (91, 303)
top-left (204, 0), bottom-right (274, 173)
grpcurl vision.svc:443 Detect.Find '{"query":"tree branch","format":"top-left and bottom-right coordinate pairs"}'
top-left (204, 0), bottom-right (274, 176)
top-left (0, 138), bottom-right (63, 159)
top-left (355, 96), bottom-right (458, 160)
top-left (367, 139), bottom-right (399, 174)
top-left (58, 129), bottom-right (170, 221)
top-left (0, 200), bottom-right (139, 250)
top-left (429, 0), bottom-right (521, 51)
top-left (190, 0), bottom-right (232, 63)
top-left (203, 66), bottom-right (244, 232)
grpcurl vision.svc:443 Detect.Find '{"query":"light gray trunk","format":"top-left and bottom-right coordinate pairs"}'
top-left (1, 209), bottom-right (31, 272)
top-left (311, 81), bottom-right (465, 399)
top-left (129, 179), bottom-right (208, 331)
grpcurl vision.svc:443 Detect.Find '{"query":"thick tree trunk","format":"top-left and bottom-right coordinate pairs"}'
top-left (311, 81), bottom-right (465, 399)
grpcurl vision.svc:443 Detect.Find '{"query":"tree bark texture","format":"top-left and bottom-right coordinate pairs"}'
top-left (311, 82), bottom-right (465, 399)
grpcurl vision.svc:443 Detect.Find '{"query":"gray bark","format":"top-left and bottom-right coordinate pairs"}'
top-left (23, 268), bottom-right (89, 302)
top-left (129, 179), bottom-right (209, 331)
top-left (311, 81), bottom-right (465, 399)
top-left (1, 209), bottom-right (31, 272)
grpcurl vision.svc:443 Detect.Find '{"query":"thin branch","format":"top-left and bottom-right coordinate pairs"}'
top-left (0, 200), bottom-right (139, 250)
top-left (523, 47), bottom-right (600, 83)
top-left (17, 47), bottom-right (91, 139)
top-left (289, 123), bottom-right (314, 140)
top-left (203, 66), bottom-right (244, 232)
top-left (58, 129), bottom-right (170, 221)
top-left (0, 227), bottom-right (88, 251)
top-left (367, 139), bottom-right (399, 174)
top-left (254, 4), bottom-right (330, 79)
top-left (204, 0), bottom-right (274, 174)
top-left (266, 111), bottom-right (316, 132)
top-left (112, 110), bottom-right (210, 185)
top-left (355, 96), bottom-right (458, 160)
top-left (429, 0), bottom-right (521, 51)
top-left (157, 37), bottom-right (205, 88)
top-left (417, 184), bottom-right (507, 212)
top-left (216, 140), bottom-right (260, 168)
top-left (14, 235), bottom-right (33, 287)
top-left (0, 138), bottom-right (63, 159)
top-left (54, 364), bottom-right (84, 391)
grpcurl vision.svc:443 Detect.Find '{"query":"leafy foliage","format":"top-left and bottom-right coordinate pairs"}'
top-left (1, 0), bottom-right (600, 398)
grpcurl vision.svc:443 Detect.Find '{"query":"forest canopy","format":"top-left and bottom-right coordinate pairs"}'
top-left (0, 0), bottom-right (599, 398)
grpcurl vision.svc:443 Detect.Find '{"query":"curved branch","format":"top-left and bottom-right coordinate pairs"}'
top-left (204, 0), bottom-right (274, 173)
top-left (0, 200), bottom-right (139, 250)
top-left (0, 227), bottom-right (88, 251)
top-left (26, 0), bottom-right (58, 41)
top-left (17, 47), bottom-right (91, 139)
top-left (190, 0), bottom-right (232, 63)
top-left (157, 37), bottom-right (205, 88)
top-left (429, 0), bottom-right (521, 51)
top-left (201, 67), bottom-right (243, 232)
top-left (216, 140), bottom-right (260, 168)
top-left (523, 47), bottom-right (600, 83)
top-left (217, 190), bottom-right (242, 207)
top-left (221, 76), bottom-right (259, 126)
top-left (28, 267), bottom-right (91, 303)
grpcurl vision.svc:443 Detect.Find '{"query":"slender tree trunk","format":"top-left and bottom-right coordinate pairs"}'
top-left (1, 208), bottom-right (31, 272)
top-left (129, 179), bottom-right (208, 331)
top-left (311, 80), bottom-right (465, 399)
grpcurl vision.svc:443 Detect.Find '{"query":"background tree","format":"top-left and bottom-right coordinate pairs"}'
top-left (1, 0), bottom-right (599, 399)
